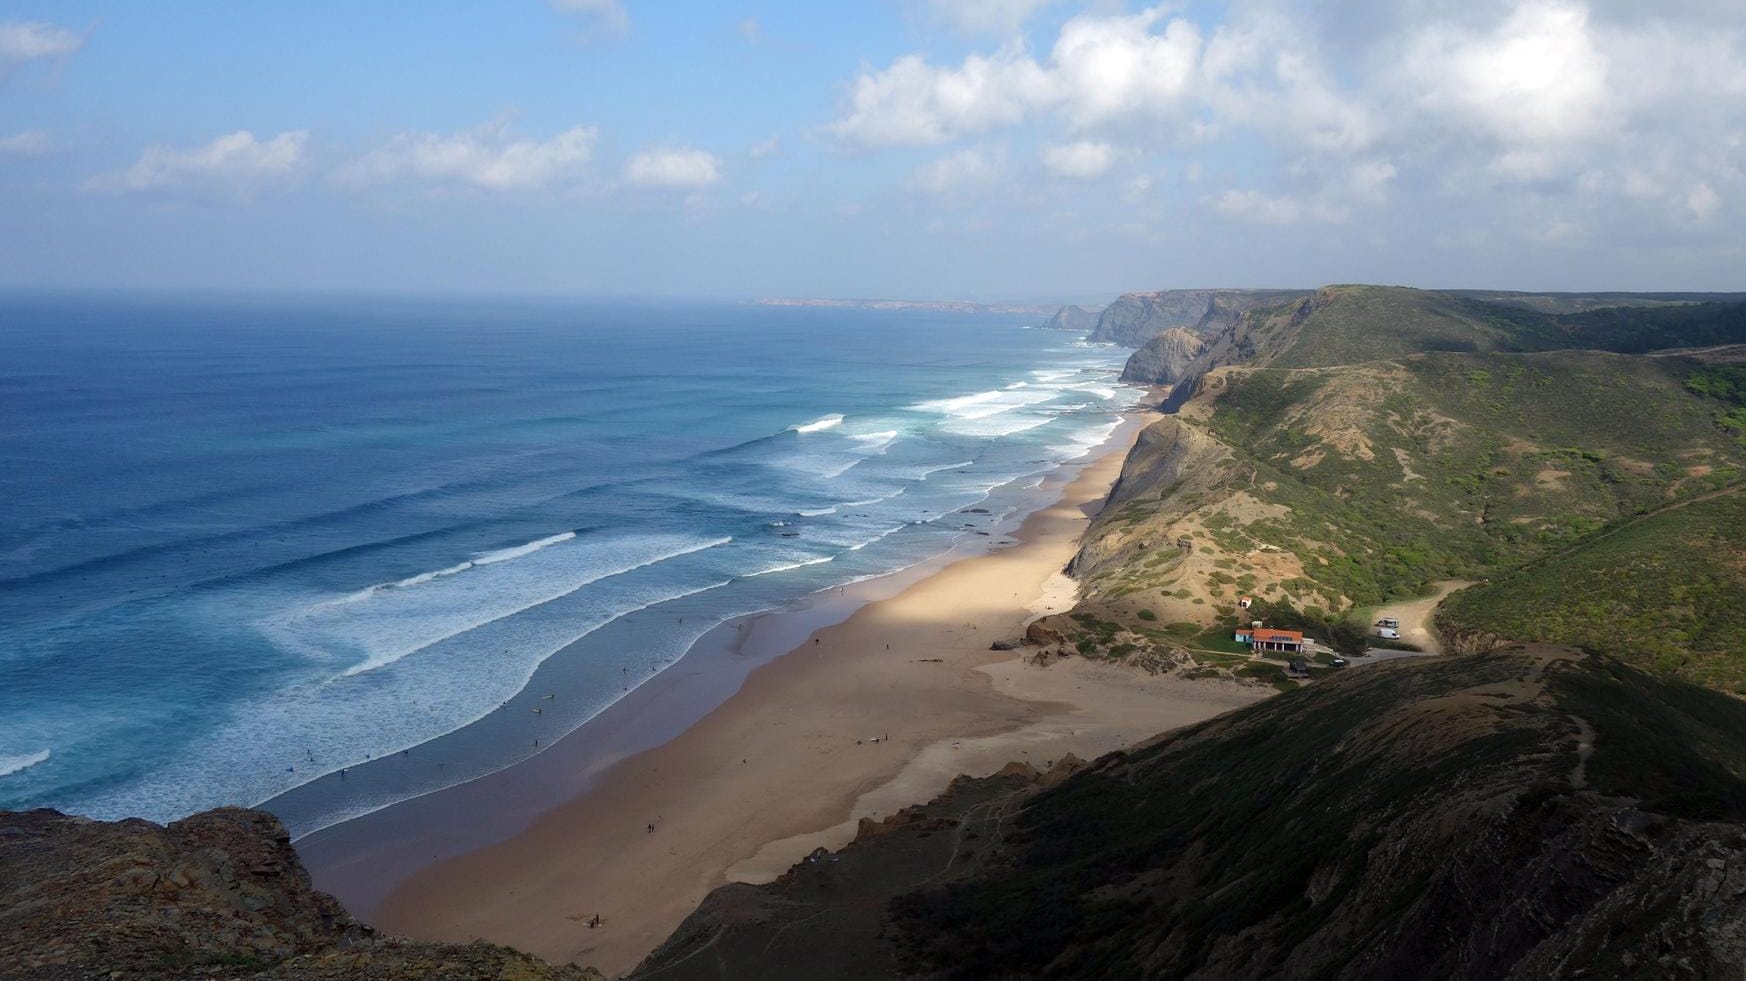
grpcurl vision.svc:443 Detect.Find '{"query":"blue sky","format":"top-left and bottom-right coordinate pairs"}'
top-left (1, 1), bottom-right (1743, 299)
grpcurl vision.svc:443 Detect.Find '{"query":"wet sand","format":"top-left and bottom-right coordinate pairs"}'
top-left (315, 411), bottom-right (1265, 976)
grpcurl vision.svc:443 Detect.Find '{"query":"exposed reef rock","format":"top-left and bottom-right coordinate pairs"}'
top-left (0, 807), bottom-right (598, 981)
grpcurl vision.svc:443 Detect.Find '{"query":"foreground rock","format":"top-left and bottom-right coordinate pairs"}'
top-left (0, 807), bottom-right (598, 981)
top-left (634, 648), bottom-right (1746, 980)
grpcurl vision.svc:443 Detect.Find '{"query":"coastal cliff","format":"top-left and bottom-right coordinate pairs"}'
top-left (0, 807), bottom-right (597, 981)
top-left (1036, 304), bottom-right (1101, 332)
top-left (1086, 288), bottom-right (1307, 347)
top-left (1118, 326), bottom-right (1206, 384)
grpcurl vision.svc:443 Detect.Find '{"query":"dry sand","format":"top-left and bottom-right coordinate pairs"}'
top-left (370, 414), bottom-right (1266, 977)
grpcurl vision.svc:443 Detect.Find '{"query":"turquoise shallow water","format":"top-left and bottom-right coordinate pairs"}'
top-left (0, 293), bottom-right (1136, 828)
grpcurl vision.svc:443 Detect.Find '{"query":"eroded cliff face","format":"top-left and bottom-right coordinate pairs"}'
top-left (1037, 304), bottom-right (1101, 332)
top-left (1119, 326), bottom-right (1207, 384)
top-left (0, 807), bottom-right (598, 981)
top-left (1086, 289), bottom-right (1308, 347)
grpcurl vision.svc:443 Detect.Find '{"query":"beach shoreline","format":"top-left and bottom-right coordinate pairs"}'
top-left (298, 405), bottom-right (1266, 976)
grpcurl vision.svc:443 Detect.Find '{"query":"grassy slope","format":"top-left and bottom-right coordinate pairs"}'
top-left (1265, 285), bottom-right (1530, 369)
top-left (885, 649), bottom-right (1746, 979)
top-left (1440, 481), bottom-right (1746, 689)
top-left (1140, 351), bottom-right (1745, 607)
top-left (1068, 286), bottom-right (1746, 687)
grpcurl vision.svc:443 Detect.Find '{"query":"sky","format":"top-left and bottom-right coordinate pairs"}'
top-left (0, 0), bottom-right (1743, 301)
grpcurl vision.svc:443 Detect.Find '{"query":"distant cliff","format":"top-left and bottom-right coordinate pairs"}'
top-left (1087, 289), bottom-right (1308, 347)
top-left (1119, 326), bottom-right (1206, 384)
top-left (1036, 304), bottom-right (1101, 332)
top-left (0, 807), bottom-right (597, 981)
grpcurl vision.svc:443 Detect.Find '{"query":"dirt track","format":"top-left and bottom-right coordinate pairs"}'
top-left (1368, 580), bottom-right (1473, 655)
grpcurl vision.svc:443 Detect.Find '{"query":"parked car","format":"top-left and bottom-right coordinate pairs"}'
top-left (1330, 656), bottom-right (1348, 667)
top-left (1376, 617), bottom-right (1400, 629)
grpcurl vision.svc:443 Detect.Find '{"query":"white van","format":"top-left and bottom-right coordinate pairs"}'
top-left (1377, 627), bottom-right (1401, 640)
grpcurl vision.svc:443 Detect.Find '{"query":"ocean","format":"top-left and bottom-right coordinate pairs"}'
top-left (0, 292), bottom-right (1138, 834)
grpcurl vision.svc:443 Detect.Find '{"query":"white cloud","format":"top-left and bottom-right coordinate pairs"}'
top-left (336, 124), bottom-right (597, 192)
top-left (0, 129), bottom-right (50, 155)
top-left (1214, 189), bottom-right (1347, 225)
top-left (1204, 29), bottom-right (1377, 154)
top-left (907, 146), bottom-right (1003, 195)
top-left (737, 17), bottom-right (762, 44)
top-left (749, 135), bottom-right (782, 159)
top-left (90, 130), bottom-right (308, 198)
top-left (549, 0), bottom-right (629, 35)
top-left (827, 7), bottom-right (1208, 149)
top-left (1048, 7), bottom-right (1201, 129)
top-left (825, 46), bottom-right (1052, 148)
top-left (928, 0), bottom-right (1055, 36)
top-left (1687, 182), bottom-right (1721, 220)
top-left (1041, 140), bottom-right (1115, 178)
top-left (1348, 159), bottom-right (1397, 202)
top-left (623, 147), bottom-right (723, 189)
top-left (0, 21), bottom-right (83, 65)
top-left (829, 8), bottom-right (1245, 153)
top-left (1404, 1), bottom-right (1611, 146)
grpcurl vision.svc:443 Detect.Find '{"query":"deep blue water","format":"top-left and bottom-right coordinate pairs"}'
top-left (0, 293), bottom-right (1135, 826)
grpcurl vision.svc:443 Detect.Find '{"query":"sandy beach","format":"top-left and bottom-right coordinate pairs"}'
top-left (336, 411), bottom-right (1264, 976)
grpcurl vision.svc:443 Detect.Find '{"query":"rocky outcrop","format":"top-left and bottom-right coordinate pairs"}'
top-left (1120, 326), bottom-right (1206, 384)
top-left (0, 807), bottom-right (598, 981)
top-left (632, 648), bottom-right (1746, 980)
top-left (1035, 304), bottom-right (1101, 333)
top-left (1160, 292), bottom-right (1318, 412)
top-left (1086, 289), bottom-right (1307, 347)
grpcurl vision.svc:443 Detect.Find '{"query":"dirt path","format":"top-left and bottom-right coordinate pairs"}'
top-left (1368, 580), bottom-right (1473, 655)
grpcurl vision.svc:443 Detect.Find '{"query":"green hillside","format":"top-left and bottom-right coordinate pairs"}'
top-left (1229, 285), bottom-right (1746, 372)
top-left (1439, 488), bottom-right (1746, 689)
top-left (636, 649), bottom-right (1746, 980)
top-left (1183, 351), bottom-right (1743, 604)
top-left (1264, 286), bottom-right (1530, 369)
top-left (1054, 282), bottom-right (1746, 684)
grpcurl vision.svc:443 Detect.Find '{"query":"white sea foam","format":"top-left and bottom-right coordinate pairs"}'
top-left (818, 458), bottom-right (866, 480)
top-left (319, 532), bottom-right (579, 607)
top-left (795, 505), bottom-right (838, 517)
top-left (474, 531), bottom-right (576, 565)
top-left (111, 556), bottom-right (749, 830)
top-left (1032, 368), bottom-right (1079, 382)
top-left (845, 525), bottom-right (908, 551)
top-left (946, 412), bottom-right (1053, 438)
top-left (911, 460), bottom-right (975, 480)
top-left (912, 386), bottom-right (1067, 438)
top-left (1065, 383), bottom-right (1118, 400)
top-left (844, 491), bottom-right (904, 508)
top-left (848, 430), bottom-right (900, 451)
top-left (0, 749), bottom-right (50, 779)
top-left (262, 533), bottom-right (733, 679)
top-left (744, 554), bottom-right (834, 577)
top-left (789, 414), bottom-right (844, 433)
top-left (914, 387), bottom-right (1058, 422)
